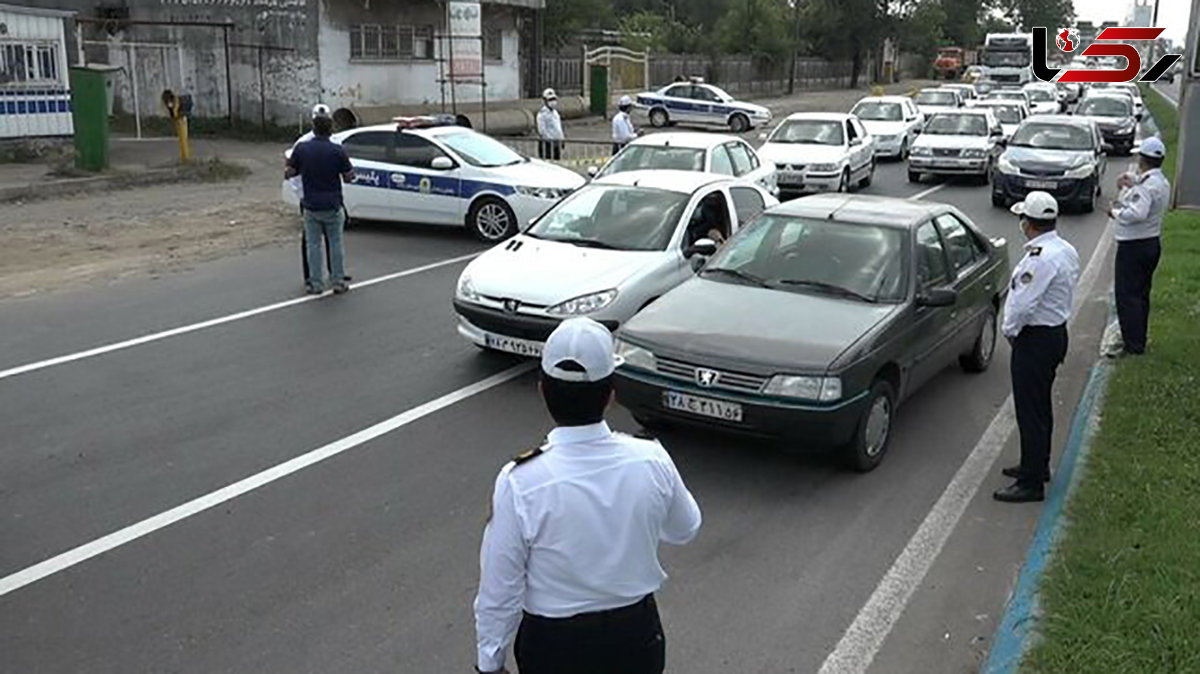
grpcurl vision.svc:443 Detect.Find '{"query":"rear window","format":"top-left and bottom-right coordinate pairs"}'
top-left (599, 145), bottom-right (705, 176)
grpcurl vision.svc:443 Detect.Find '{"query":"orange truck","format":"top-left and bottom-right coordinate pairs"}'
top-left (933, 47), bottom-right (966, 79)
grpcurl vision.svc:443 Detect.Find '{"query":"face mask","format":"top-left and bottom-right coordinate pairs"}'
top-left (619, 105), bottom-right (631, 113)
top-left (547, 100), bottom-right (558, 109)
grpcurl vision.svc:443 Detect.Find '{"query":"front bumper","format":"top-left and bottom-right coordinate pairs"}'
top-left (993, 171), bottom-right (1095, 205)
top-left (453, 299), bottom-right (619, 350)
top-left (873, 137), bottom-right (905, 157)
top-left (777, 170), bottom-right (842, 195)
top-left (614, 366), bottom-right (868, 446)
top-left (908, 155), bottom-right (989, 175)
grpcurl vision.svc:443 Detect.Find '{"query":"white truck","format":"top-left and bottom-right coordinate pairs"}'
top-left (982, 33), bottom-right (1033, 85)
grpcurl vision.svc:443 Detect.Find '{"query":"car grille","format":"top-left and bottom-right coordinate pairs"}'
top-left (933, 148), bottom-right (962, 157)
top-left (655, 357), bottom-right (768, 394)
top-left (781, 163), bottom-right (806, 171)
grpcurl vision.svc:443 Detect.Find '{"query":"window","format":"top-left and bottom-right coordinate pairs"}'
top-left (845, 121), bottom-right (858, 142)
top-left (725, 143), bottom-right (753, 176)
top-left (664, 84), bottom-right (690, 99)
top-left (916, 221), bottom-right (950, 288)
top-left (709, 145), bottom-right (735, 175)
top-left (730, 187), bottom-right (766, 224)
top-left (342, 131), bottom-right (393, 163)
top-left (0, 42), bottom-right (60, 86)
top-left (685, 191), bottom-right (732, 245)
top-left (350, 24), bottom-right (434, 60)
top-left (395, 134), bottom-right (446, 169)
top-left (691, 86), bottom-right (721, 102)
top-left (526, 185), bottom-right (690, 252)
top-left (935, 214), bottom-right (984, 272)
top-left (484, 28), bottom-right (503, 62)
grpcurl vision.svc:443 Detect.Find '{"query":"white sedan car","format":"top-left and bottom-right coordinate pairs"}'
top-left (907, 109), bottom-right (1005, 183)
top-left (912, 87), bottom-right (964, 116)
top-left (757, 113), bottom-right (876, 197)
top-left (973, 99), bottom-right (1029, 139)
top-left (593, 132), bottom-right (777, 195)
top-left (283, 117), bottom-right (584, 242)
top-left (849, 96), bottom-right (925, 159)
top-left (1022, 83), bottom-right (1061, 115)
top-left (634, 80), bottom-right (773, 133)
top-left (453, 170), bottom-right (778, 355)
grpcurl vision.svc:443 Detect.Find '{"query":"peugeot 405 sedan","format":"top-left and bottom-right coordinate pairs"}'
top-left (613, 194), bottom-right (1010, 471)
top-left (991, 116), bottom-right (1106, 212)
top-left (453, 170), bottom-right (778, 356)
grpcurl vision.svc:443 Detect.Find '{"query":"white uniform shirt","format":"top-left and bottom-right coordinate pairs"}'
top-left (473, 421), bottom-right (702, 672)
top-left (537, 105), bottom-right (564, 141)
top-left (1002, 230), bottom-right (1080, 338)
top-left (1111, 167), bottom-right (1169, 241)
top-left (612, 111), bottom-right (637, 144)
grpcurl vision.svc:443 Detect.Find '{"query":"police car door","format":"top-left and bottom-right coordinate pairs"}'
top-left (340, 130), bottom-right (396, 221)
top-left (690, 86), bottom-right (725, 126)
top-left (660, 84), bottom-right (694, 123)
top-left (393, 133), bottom-right (462, 225)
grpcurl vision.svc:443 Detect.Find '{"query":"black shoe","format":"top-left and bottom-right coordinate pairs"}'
top-left (305, 284), bottom-right (323, 296)
top-left (332, 281), bottom-right (350, 295)
top-left (993, 482), bottom-right (1045, 503)
top-left (1002, 465), bottom-right (1050, 482)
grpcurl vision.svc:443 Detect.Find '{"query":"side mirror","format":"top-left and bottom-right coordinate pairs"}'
top-left (431, 156), bottom-right (454, 170)
top-left (587, 165), bottom-right (599, 178)
top-left (684, 238), bottom-right (718, 259)
top-left (991, 236), bottom-right (1007, 250)
top-left (916, 287), bottom-right (957, 307)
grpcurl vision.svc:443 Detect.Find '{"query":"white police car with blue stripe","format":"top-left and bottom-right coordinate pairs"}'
top-left (635, 79), bottom-right (772, 134)
top-left (283, 117), bottom-right (585, 242)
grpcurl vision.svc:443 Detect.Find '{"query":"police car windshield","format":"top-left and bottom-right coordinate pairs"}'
top-left (436, 131), bottom-right (525, 167)
top-left (705, 215), bottom-right (906, 302)
top-left (769, 120), bottom-right (844, 145)
top-left (924, 113), bottom-right (988, 136)
top-left (1077, 97), bottom-right (1131, 117)
top-left (1010, 123), bottom-right (1092, 150)
top-left (851, 102), bottom-right (902, 121)
top-left (525, 185), bottom-right (689, 252)
top-left (599, 146), bottom-right (705, 176)
top-left (915, 91), bottom-right (957, 106)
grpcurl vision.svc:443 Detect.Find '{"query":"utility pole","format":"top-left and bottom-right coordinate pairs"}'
top-left (788, 0), bottom-right (802, 95)
top-left (1172, 0), bottom-right (1198, 209)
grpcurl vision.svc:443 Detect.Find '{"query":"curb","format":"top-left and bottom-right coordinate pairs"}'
top-left (0, 164), bottom-right (232, 203)
top-left (981, 358), bottom-right (1113, 673)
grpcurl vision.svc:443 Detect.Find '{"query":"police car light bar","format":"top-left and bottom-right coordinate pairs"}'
top-left (688, 76), bottom-right (706, 84)
top-left (394, 114), bottom-right (457, 129)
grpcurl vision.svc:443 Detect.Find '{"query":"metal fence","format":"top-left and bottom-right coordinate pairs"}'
top-left (498, 137), bottom-right (614, 172)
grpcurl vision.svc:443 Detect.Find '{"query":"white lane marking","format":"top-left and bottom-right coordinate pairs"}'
top-left (0, 252), bottom-right (481, 382)
top-left (816, 214), bottom-right (1115, 674)
top-left (908, 183), bottom-right (948, 201)
top-left (0, 362), bottom-right (534, 598)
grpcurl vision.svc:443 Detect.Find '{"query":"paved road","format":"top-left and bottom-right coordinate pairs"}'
top-left (1, 104), bottom-right (1128, 672)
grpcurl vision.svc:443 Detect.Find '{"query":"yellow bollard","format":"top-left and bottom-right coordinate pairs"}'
top-left (175, 116), bottom-right (192, 162)
top-left (161, 89), bottom-right (193, 163)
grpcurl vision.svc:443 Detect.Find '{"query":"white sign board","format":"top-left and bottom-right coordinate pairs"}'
top-left (447, 0), bottom-right (482, 81)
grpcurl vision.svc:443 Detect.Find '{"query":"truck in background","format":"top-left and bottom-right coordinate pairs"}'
top-left (982, 32), bottom-right (1033, 85)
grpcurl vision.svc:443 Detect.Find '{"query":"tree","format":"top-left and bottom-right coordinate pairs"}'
top-left (619, 10), bottom-right (703, 53)
top-left (942, 0), bottom-right (986, 47)
top-left (801, 0), bottom-right (887, 87)
top-left (543, 0), bottom-right (616, 49)
top-left (897, 0), bottom-right (946, 61)
top-left (995, 0), bottom-right (1073, 33)
top-left (714, 0), bottom-right (792, 63)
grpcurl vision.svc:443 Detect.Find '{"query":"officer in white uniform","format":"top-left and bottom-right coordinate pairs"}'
top-left (612, 95), bottom-right (638, 155)
top-left (996, 191), bottom-right (1080, 503)
top-left (473, 317), bottom-right (702, 674)
top-left (536, 88), bottom-right (564, 161)
top-left (1107, 136), bottom-right (1170, 356)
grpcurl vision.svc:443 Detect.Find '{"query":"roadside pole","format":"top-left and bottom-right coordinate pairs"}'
top-left (1173, 0), bottom-right (1199, 209)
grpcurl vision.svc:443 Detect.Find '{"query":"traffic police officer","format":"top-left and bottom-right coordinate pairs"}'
top-left (995, 191), bottom-right (1080, 503)
top-left (536, 88), bottom-right (564, 161)
top-left (1107, 136), bottom-right (1170, 356)
top-left (612, 95), bottom-right (638, 155)
top-left (474, 318), bottom-right (702, 674)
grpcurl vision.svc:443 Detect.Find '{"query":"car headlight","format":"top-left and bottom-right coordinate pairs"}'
top-left (1064, 163), bottom-right (1095, 179)
top-left (614, 339), bottom-right (656, 371)
top-left (1116, 120), bottom-right (1136, 133)
top-left (809, 163), bottom-right (839, 172)
top-left (962, 148), bottom-right (987, 158)
top-left (515, 185), bottom-right (571, 200)
top-left (910, 146), bottom-right (932, 156)
top-left (763, 375), bottom-right (842, 402)
top-left (457, 274), bottom-right (480, 302)
top-left (996, 154), bottom-right (1019, 174)
top-left (547, 289), bottom-right (618, 316)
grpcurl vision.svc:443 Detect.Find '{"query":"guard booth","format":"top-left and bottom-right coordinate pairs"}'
top-left (0, 4), bottom-right (75, 139)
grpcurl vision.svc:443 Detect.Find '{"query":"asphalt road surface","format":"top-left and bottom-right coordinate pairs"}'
top-left (1, 111), bottom-right (1132, 672)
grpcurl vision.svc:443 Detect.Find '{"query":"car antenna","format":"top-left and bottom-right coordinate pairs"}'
top-left (828, 196), bottom-right (854, 220)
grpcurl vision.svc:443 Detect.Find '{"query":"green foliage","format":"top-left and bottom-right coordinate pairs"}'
top-left (897, 0), bottom-right (947, 59)
top-left (619, 10), bottom-right (703, 53)
top-left (544, 0), bottom-right (617, 48)
top-left (941, 0), bottom-right (986, 46)
top-left (995, 0), bottom-right (1073, 33)
top-left (714, 0), bottom-right (792, 62)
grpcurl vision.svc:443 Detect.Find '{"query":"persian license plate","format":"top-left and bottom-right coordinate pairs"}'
top-left (484, 333), bottom-right (543, 357)
top-left (778, 170), bottom-right (803, 184)
top-left (662, 391), bottom-right (743, 422)
top-left (1025, 179), bottom-right (1057, 189)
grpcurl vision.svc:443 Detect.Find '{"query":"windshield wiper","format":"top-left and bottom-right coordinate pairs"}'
top-left (552, 237), bottom-right (619, 250)
top-left (775, 279), bottom-right (877, 302)
top-left (702, 267), bottom-right (770, 288)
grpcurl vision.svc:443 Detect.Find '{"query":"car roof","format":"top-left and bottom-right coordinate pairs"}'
top-left (334, 123), bottom-right (471, 140)
top-left (767, 194), bottom-right (947, 229)
top-left (590, 170), bottom-right (730, 193)
top-left (1018, 115), bottom-right (1092, 129)
top-left (781, 111), bottom-right (853, 122)
top-left (917, 87), bottom-right (955, 94)
top-left (628, 132), bottom-right (739, 149)
top-left (928, 107), bottom-right (992, 116)
top-left (854, 95), bottom-right (911, 104)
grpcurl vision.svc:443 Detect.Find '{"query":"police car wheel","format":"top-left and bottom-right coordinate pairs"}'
top-left (649, 108), bottom-right (670, 128)
top-left (960, 307), bottom-right (997, 373)
top-left (729, 114), bottom-right (750, 134)
top-left (842, 379), bottom-right (895, 472)
top-left (468, 198), bottom-right (517, 242)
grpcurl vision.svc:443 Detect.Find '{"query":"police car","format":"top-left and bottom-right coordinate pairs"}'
top-left (635, 79), bottom-right (772, 133)
top-left (282, 116), bottom-right (585, 242)
top-left (592, 132), bottom-right (777, 195)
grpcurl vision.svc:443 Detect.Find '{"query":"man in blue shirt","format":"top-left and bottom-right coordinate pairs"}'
top-left (286, 104), bottom-right (355, 295)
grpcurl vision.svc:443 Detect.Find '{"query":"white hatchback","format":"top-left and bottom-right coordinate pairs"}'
top-left (757, 113), bottom-right (876, 196)
top-left (849, 96), bottom-right (925, 159)
top-left (593, 132), bottom-right (777, 195)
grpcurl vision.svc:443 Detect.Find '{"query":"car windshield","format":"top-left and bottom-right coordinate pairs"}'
top-left (984, 105), bottom-right (1021, 123)
top-left (915, 91), bottom-right (957, 106)
top-left (924, 114), bottom-right (988, 136)
top-left (1010, 123), bottom-right (1092, 150)
top-left (1078, 97), bottom-right (1131, 117)
top-left (975, 81), bottom-right (997, 94)
top-left (437, 131), bottom-right (525, 167)
top-left (525, 185), bottom-right (688, 251)
top-left (1026, 89), bottom-right (1055, 102)
top-left (704, 215), bottom-right (907, 302)
top-left (599, 145), bottom-right (705, 175)
top-left (982, 51), bottom-right (1030, 67)
top-left (769, 119), bottom-right (844, 145)
top-left (852, 102), bottom-right (903, 121)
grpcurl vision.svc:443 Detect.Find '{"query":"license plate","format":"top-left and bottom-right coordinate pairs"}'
top-left (484, 333), bottom-right (543, 357)
top-left (778, 170), bottom-right (803, 184)
top-left (662, 391), bottom-right (743, 422)
top-left (1025, 179), bottom-right (1057, 189)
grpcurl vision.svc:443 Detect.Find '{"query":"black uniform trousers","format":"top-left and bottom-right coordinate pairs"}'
top-left (1011, 324), bottom-right (1068, 486)
top-left (1115, 237), bottom-right (1161, 354)
top-left (515, 594), bottom-right (665, 674)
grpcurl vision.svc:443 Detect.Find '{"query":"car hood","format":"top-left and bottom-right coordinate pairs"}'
top-left (916, 104), bottom-right (960, 115)
top-left (859, 120), bottom-right (908, 136)
top-left (464, 236), bottom-right (660, 306)
top-left (913, 133), bottom-right (991, 150)
top-left (497, 160), bottom-right (587, 189)
top-left (1003, 145), bottom-right (1092, 170)
top-left (1000, 123), bottom-right (1019, 138)
top-left (622, 278), bottom-right (899, 373)
top-left (757, 142), bottom-right (846, 165)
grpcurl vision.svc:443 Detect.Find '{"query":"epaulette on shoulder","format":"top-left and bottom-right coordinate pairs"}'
top-left (512, 447), bottom-right (544, 466)
top-left (1029, 246), bottom-right (1043, 256)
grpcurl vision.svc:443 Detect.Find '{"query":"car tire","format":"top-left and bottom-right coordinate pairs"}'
top-left (959, 307), bottom-right (998, 373)
top-left (467, 197), bottom-right (518, 243)
top-left (992, 189), bottom-right (1007, 208)
top-left (907, 169), bottom-right (921, 184)
top-left (1080, 180), bottom-right (1096, 213)
top-left (899, 138), bottom-right (909, 161)
top-left (649, 108), bottom-right (670, 128)
top-left (729, 113), bottom-right (750, 134)
top-left (842, 379), bottom-right (896, 472)
top-left (859, 159), bottom-right (874, 188)
top-left (838, 167), bottom-right (851, 192)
